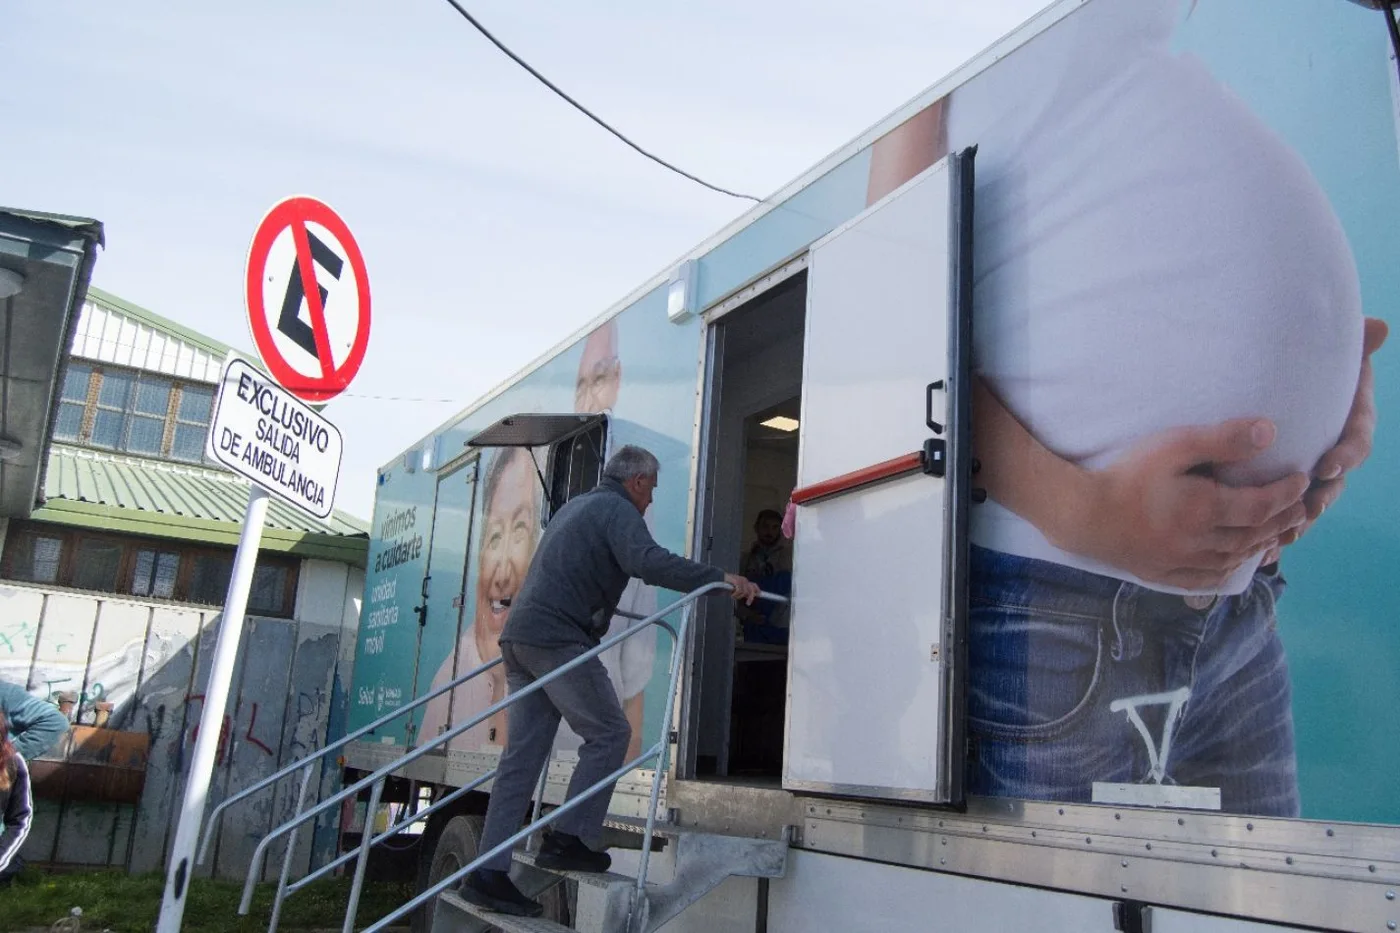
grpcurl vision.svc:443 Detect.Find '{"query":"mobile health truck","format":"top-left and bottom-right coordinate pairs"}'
top-left (234, 1), bottom-right (1400, 930)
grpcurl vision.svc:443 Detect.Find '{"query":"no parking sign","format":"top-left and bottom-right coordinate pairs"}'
top-left (245, 196), bottom-right (371, 403)
top-left (159, 195), bottom-right (369, 933)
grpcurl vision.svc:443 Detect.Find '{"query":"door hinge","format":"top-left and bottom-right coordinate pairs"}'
top-left (1113, 901), bottom-right (1153, 933)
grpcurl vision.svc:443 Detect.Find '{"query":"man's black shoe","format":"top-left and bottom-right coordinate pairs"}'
top-left (535, 831), bottom-right (612, 873)
top-left (457, 869), bottom-right (543, 917)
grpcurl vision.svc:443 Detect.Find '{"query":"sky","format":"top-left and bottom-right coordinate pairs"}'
top-left (3, 0), bottom-right (1048, 521)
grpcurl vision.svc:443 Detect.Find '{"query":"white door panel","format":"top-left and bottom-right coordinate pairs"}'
top-left (797, 169), bottom-right (950, 485)
top-left (785, 474), bottom-right (944, 791)
top-left (784, 150), bottom-right (974, 803)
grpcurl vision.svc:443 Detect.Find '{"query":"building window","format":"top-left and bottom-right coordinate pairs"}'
top-left (172, 385), bottom-right (214, 463)
top-left (250, 564), bottom-right (291, 616)
top-left (131, 548), bottom-right (180, 599)
top-left (0, 523), bottom-right (299, 617)
top-left (90, 368), bottom-right (134, 450)
top-left (126, 377), bottom-right (171, 456)
top-left (53, 363), bottom-right (92, 442)
top-left (6, 533), bottom-right (64, 584)
top-left (53, 363), bottom-right (213, 463)
top-left (71, 537), bottom-right (124, 593)
top-left (186, 551), bottom-right (295, 617)
top-left (187, 553), bottom-right (232, 606)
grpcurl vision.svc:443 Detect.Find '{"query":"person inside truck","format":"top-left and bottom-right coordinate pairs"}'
top-left (737, 508), bottom-right (792, 642)
top-left (459, 445), bottom-right (760, 918)
top-left (861, 0), bottom-right (1387, 816)
top-left (418, 445), bottom-right (542, 751)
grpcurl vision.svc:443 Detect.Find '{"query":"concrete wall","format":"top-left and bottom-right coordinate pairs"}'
top-left (0, 558), bottom-right (364, 878)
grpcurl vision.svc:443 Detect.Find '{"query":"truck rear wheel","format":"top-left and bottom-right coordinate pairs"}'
top-left (413, 814), bottom-right (483, 933)
top-left (411, 812), bottom-right (569, 932)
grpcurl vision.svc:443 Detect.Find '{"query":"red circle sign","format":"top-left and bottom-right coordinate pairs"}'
top-left (245, 196), bottom-right (371, 403)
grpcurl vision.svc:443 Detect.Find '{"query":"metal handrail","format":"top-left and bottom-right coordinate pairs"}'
top-left (285, 768), bottom-right (496, 897)
top-left (365, 734), bottom-right (670, 933)
top-left (240, 581), bottom-right (776, 922)
top-left (197, 650), bottom-right (504, 865)
top-left (354, 582), bottom-right (786, 933)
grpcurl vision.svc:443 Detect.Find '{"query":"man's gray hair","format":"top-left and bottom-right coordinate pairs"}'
top-left (604, 445), bottom-right (660, 482)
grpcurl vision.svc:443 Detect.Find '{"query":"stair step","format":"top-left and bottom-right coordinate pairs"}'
top-left (436, 890), bottom-right (574, 933)
top-left (512, 848), bottom-right (638, 891)
top-left (509, 850), bottom-right (635, 932)
top-left (604, 814), bottom-right (785, 844)
top-left (601, 814), bottom-right (683, 838)
top-left (599, 815), bottom-right (675, 851)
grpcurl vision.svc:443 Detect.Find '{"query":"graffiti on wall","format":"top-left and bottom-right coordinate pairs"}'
top-left (1, 582), bottom-right (354, 880)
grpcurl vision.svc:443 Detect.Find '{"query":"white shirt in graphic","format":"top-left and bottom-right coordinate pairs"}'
top-left (552, 577), bottom-right (658, 755)
top-left (416, 634), bottom-right (498, 753)
top-left (949, 0), bottom-right (1364, 595)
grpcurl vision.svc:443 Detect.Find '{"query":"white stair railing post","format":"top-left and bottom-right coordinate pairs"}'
top-left (343, 777), bottom-right (386, 933)
top-left (267, 761), bottom-right (317, 933)
top-left (632, 601), bottom-right (693, 928)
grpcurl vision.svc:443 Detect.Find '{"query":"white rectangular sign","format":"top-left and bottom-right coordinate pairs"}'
top-left (207, 356), bottom-right (343, 519)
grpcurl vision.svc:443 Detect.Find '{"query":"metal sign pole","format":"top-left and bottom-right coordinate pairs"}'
top-left (157, 485), bottom-right (272, 933)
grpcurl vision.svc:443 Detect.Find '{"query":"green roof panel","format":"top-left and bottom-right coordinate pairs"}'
top-left (35, 445), bottom-right (369, 565)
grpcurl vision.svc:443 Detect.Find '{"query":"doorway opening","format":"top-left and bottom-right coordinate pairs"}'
top-left (687, 269), bottom-right (805, 784)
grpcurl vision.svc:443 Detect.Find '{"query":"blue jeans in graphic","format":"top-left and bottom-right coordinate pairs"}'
top-left (966, 545), bottom-right (1300, 817)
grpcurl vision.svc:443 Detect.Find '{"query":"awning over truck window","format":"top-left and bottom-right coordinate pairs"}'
top-left (466, 413), bottom-right (604, 448)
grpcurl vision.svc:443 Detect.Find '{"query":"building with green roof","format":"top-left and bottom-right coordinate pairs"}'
top-left (0, 284), bottom-right (366, 877)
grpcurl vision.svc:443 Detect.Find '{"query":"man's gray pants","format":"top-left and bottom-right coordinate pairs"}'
top-left (478, 641), bottom-right (631, 872)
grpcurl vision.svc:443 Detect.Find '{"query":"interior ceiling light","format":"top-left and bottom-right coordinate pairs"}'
top-left (760, 416), bottom-right (800, 432)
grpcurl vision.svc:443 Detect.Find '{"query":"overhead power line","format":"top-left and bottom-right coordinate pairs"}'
top-left (439, 0), bottom-right (763, 203)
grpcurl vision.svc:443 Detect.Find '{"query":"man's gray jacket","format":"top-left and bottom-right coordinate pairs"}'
top-left (500, 477), bottom-right (724, 650)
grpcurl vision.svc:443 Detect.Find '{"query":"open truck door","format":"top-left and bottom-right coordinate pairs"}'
top-left (784, 149), bottom-right (975, 805)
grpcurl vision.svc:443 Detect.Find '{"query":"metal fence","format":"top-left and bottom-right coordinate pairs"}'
top-left (1, 581), bottom-right (356, 879)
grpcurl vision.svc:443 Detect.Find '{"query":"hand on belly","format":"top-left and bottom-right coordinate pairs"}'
top-left (1262, 317), bottom-right (1389, 565)
top-left (1062, 313), bottom-right (1379, 588)
top-left (1048, 417), bottom-right (1310, 590)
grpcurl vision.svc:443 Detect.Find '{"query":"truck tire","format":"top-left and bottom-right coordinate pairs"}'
top-left (413, 814), bottom-right (484, 933)
top-left (411, 813), bottom-right (568, 932)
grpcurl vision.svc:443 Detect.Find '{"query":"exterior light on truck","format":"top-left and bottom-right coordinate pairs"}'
top-left (667, 259), bottom-right (699, 323)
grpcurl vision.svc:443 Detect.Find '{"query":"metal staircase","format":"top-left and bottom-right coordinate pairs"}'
top-left (196, 581), bottom-right (787, 933)
top-left (434, 816), bottom-right (789, 933)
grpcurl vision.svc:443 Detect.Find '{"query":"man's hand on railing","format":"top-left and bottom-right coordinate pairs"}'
top-left (724, 574), bottom-right (761, 604)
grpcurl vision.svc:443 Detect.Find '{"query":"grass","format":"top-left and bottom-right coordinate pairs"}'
top-left (2, 868), bottom-right (416, 932)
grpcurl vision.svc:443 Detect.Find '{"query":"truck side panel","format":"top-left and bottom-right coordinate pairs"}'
top-left (347, 0), bottom-right (1400, 839)
top-left (767, 849), bottom-right (1309, 932)
top-left (349, 285), bottom-right (711, 760)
